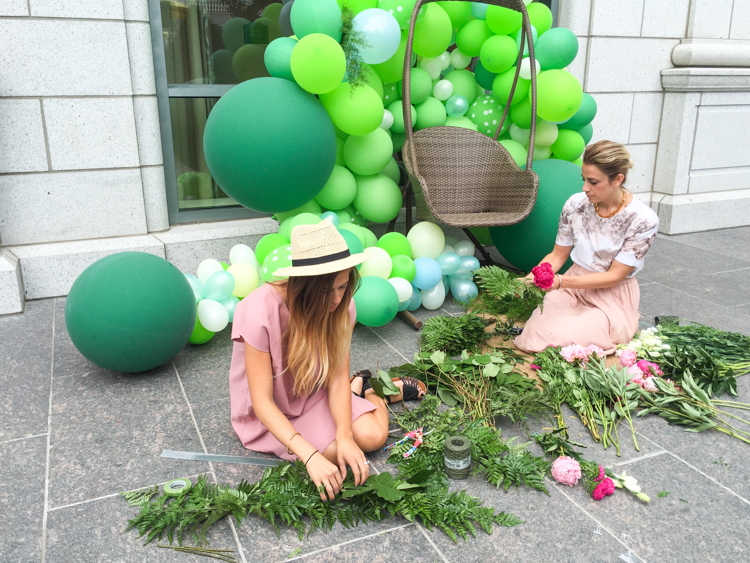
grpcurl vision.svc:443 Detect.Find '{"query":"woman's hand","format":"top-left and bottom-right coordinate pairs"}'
top-left (306, 452), bottom-right (344, 502)
top-left (543, 274), bottom-right (562, 293)
top-left (336, 437), bottom-right (369, 486)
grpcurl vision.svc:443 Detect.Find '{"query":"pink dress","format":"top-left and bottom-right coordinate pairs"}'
top-left (229, 284), bottom-right (376, 460)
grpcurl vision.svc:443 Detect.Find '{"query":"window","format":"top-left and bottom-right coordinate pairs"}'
top-left (150, 0), bottom-right (282, 224)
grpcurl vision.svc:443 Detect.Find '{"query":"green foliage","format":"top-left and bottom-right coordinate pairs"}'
top-left (482, 449), bottom-right (551, 494)
top-left (121, 485), bottom-right (160, 508)
top-left (472, 266), bottom-right (545, 322)
top-left (419, 314), bottom-right (492, 356)
top-left (340, 6), bottom-right (368, 91)
top-left (490, 386), bottom-right (557, 426)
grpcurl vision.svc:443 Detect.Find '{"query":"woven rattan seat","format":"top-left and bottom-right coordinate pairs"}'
top-left (401, 0), bottom-right (539, 228)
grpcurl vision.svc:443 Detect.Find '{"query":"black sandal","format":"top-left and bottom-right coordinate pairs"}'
top-left (387, 376), bottom-right (427, 404)
top-left (349, 369), bottom-right (373, 398)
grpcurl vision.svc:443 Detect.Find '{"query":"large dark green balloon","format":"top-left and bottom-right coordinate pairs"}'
top-left (204, 77), bottom-right (336, 213)
top-left (65, 252), bottom-right (197, 373)
top-left (489, 159), bottom-right (582, 272)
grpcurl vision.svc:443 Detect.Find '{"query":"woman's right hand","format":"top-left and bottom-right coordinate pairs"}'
top-left (306, 452), bottom-right (344, 502)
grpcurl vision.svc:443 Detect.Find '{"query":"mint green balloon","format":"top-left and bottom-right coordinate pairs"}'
top-left (315, 165), bottom-right (357, 210)
top-left (415, 96), bottom-right (447, 130)
top-left (339, 223), bottom-right (367, 247)
top-left (275, 199), bottom-right (321, 223)
top-left (398, 67), bottom-right (433, 105)
top-left (353, 173), bottom-right (403, 223)
top-left (559, 92), bottom-right (597, 130)
top-left (290, 212), bottom-right (322, 231)
top-left (387, 99), bottom-right (417, 134)
top-left (535, 27), bottom-right (579, 70)
top-left (361, 226), bottom-right (379, 248)
top-left (290, 0), bottom-right (342, 41)
top-left (344, 128), bottom-right (394, 175)
top-left (467, 94), bottom-right (507, 137)
top-left (255, 233), bottom-right (290, 265)
top-left (338, 227), bottom-right (364, 257)
top-left (492, 67), bottom-right (530, 106)
top-left (499, 139), bottom-right (527, 167)
top-left (444, 69), bottom-right (477, 106)
top-left (577, 122), bottom-right (594, 145)
top-left (264, 37), bottom-right (297, 81)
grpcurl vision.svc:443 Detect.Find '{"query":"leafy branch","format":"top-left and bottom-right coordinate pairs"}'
top-left (472, 266), bottom-right (545, 322)
top-left (340, 6), bottom-right (368, 91)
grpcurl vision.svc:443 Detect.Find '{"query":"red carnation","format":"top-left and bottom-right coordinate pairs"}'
top-left (531, 262), bottom-right (555, 289)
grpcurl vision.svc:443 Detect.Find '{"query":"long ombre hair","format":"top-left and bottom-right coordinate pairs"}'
top-left (280, 267), bottom-right (361, 396)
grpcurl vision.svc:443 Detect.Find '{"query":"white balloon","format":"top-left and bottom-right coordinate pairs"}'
top-left (534, 120), bottom-right (559, 147)
top-left (438, 51), bottom-right (451, 70)
top-left (407, 221), bottom-right (446, 259)
top-left (388, 277), bottom-right (414, 303)
top-left (421, 280), bottom-right (446, 310)
top-left (380, 109), bottom-right (394, 130)
top-left (533, 145), bottom-right (552, 161)
top-left (450, 48), bottom-right (471, 70)
top-left (509, 123), bottom-right (531, 146)
top-left (229, 244), bottom-right (259, 268)
top-left (454, 240), bottom-right (475, 257)
top-left (197, 259), bottom-right (224, 284)
top-left (359, 246), bottom-right (393, 279)
top-left (519, 57), bottom-right (541, 80)
top-left (419, 57), bottom-right (442, 80)
top-left (198, 299), bottom-right (229, 332)
top-left (442, 244), bottom-right (456, 255)
top-left (432, 79), bottom-right (454, 101)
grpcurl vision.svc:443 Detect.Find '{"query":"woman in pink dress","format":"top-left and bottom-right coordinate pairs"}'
top-left (514, 140), bottom-right (659, 354)
top-left (229, 221), bottom-right (424, 502)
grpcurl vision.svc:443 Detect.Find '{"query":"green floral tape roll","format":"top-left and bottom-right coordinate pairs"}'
top-left (164, 478), bottom-right (193, 497)
top-left (444, 435), bottom-right (472, 479)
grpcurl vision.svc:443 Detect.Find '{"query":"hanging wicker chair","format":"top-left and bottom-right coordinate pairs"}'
top-left (401, 0), bottom-right (539, 229)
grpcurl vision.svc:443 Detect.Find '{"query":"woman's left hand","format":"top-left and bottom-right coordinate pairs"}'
top-left (336, 437), bottom-right (369, 486)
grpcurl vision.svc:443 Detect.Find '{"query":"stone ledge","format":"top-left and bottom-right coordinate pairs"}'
top-left (0, 250), bottom-right (24, 315)
top-left (662, 67), bottom-right (750, 92)
top-left (672, 39), bottom-right (750, 68)
top-left (652, 189), bottom-right (750, 234)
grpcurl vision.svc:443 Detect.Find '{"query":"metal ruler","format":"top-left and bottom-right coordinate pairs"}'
top-left (161, 449), bottom-right (280, 467)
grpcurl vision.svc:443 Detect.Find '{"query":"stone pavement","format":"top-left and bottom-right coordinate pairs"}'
top-left (2, 227), bottom-right (750, 563)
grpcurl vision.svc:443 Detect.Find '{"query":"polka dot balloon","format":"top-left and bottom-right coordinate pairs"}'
top-left (261, 245), bottom-right (293, 283)
top-left (467, 94), bottom-right (508, 137)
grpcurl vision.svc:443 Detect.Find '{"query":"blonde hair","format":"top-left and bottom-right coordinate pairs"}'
top-left (280, 268), bottom-right (361, 397)
top-left (583, 140), bottom-right (634, 186)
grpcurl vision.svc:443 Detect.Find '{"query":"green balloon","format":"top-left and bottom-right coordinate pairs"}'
top-left (391, 131), bottom-right (406, 152)
top-left (278, 217), bottom-right (295, 241)
top-left (381, 157), bottom-right (401, 184)
top-left (536, 69), bottom-right (583, 124)
top-left (559, 92), bottom-right (597, 130)
top-left (222, 18), bottom-right (251, 52)
top-left (261, 245), bottom-right (293, 282)
top-left (264, 37), bottom-right (297, 81)
top-left (527, 2), bottom-right (553, 35)
top-left (334, 123), bottom-right (350, 140)
top-left (290, 33), bottom-right (346, 94)
top-left (377, 232), bottom-right (412, 257)
top-left (445, 115), bottom-right (477, 130)
top-left (387, 99), bottom-right (417, 134)
top-left (492, 67), bottom-right (530, 106)
top-left (220, 261), bottom-right (230, 270)
top-left (353, 173), bottom-right (403, 223)
top-left (275, 199), bottom-right (322, 223)
top-left (398, 67), bottom-right (433, 105)
top-left (232, 44), bottom-right (271, 82)
top-left (339, 223), bottom-right (367, 247)
top-left (338, 228), bottom-right (364, 257)
top-left (189, 316), bottom-right (215, 345)
top-left (378, 0), bottom-right (418, 29)
top-left (467, 94), bottom-right (507, 137)
top-left (362, 63), bottom-right (384, 100)
top-left (382, 82), bottom-right (401, 105)
top-left (371, 31), bottom-right (408, 84)
top-left (335, 137), bottom-right (346, 165)
top-left (510, 96), bottom-right (539, 130)
top-left (353, 276), bottom-right (400, 327)
top-left (445, 69), bottom-right (478, 106)
top-left (361, 226), bottom-right (379, 248)
top-left (344, 128), bottom-right (394, 175)
top-left (290, 212), bottom-right (322, 234)
top-left (255, 233), bottom-right (290, 264)
top-left (344, 203), bottom-right (369, 226)
top-left (437, 1), bottom-right (471, 28)
top-left (203, 78), bottom-right (336, 213)
top-left (486, 5), bottom-right (521, 35)
top-left (473, 60), bottom-right (498, 91)
top-left (320, 83), bottom-right (384, 136)
top-left (413, 4), bottom-right (452, 58)
top-left (290, 0), bottom-right (342, 41)
top-left (263, 3), bottom-right (283, 19)
top-left (499, 139), bottom-right (527, 167)
top-left (489, 159), bottom-right (582, 271)
top-left (535, 27), bottom-right (579, 71)
top-left (338, 0), bottom-right (376, 14)
top-left (65, 252), bottom-right (196, 373)
top-left (551, 129), bottom-right (585, 162)
top-left (391, 254), bottom-right (416, 282)
top-left (469, 227), bottom-right (493, 246)
top-left (415, 96), bottom-right (447, 130)
top-left (577, 122), bottom-right (594, 145)
top-left (479, 34), bottom-right (517, 74)
top-left (455, 19), bottom-right (494, 57)
top-left (315, 165), bottom-right (357, 209)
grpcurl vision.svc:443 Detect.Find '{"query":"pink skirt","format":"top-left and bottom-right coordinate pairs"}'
top-left (513, 263), bottom-right (640, 355)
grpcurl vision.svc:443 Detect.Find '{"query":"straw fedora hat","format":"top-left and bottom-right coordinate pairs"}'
top-left (273, 221), bottom-right (370, 277)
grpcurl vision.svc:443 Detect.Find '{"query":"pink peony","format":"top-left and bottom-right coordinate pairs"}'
top-left (596, 465), bottom-right (606, 482)
top-left (560, 344), bottom-right (585, 363)
top-left (532, 262), bottom-right (555, 289)
top-left (636, 360), bottom-right (663, 377)
top-left (619, 349), bottom-right (637, 367)
top-left (585, 345), bottom-right (605, 359)
top-left (530, 364), bottom-right (541, 370)
top-left (592, 477), bottom-right (616, 501)
top-left (643, 377), bottom-right (659, 393)
top-left (551, 456), bottom-right (582, 487)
